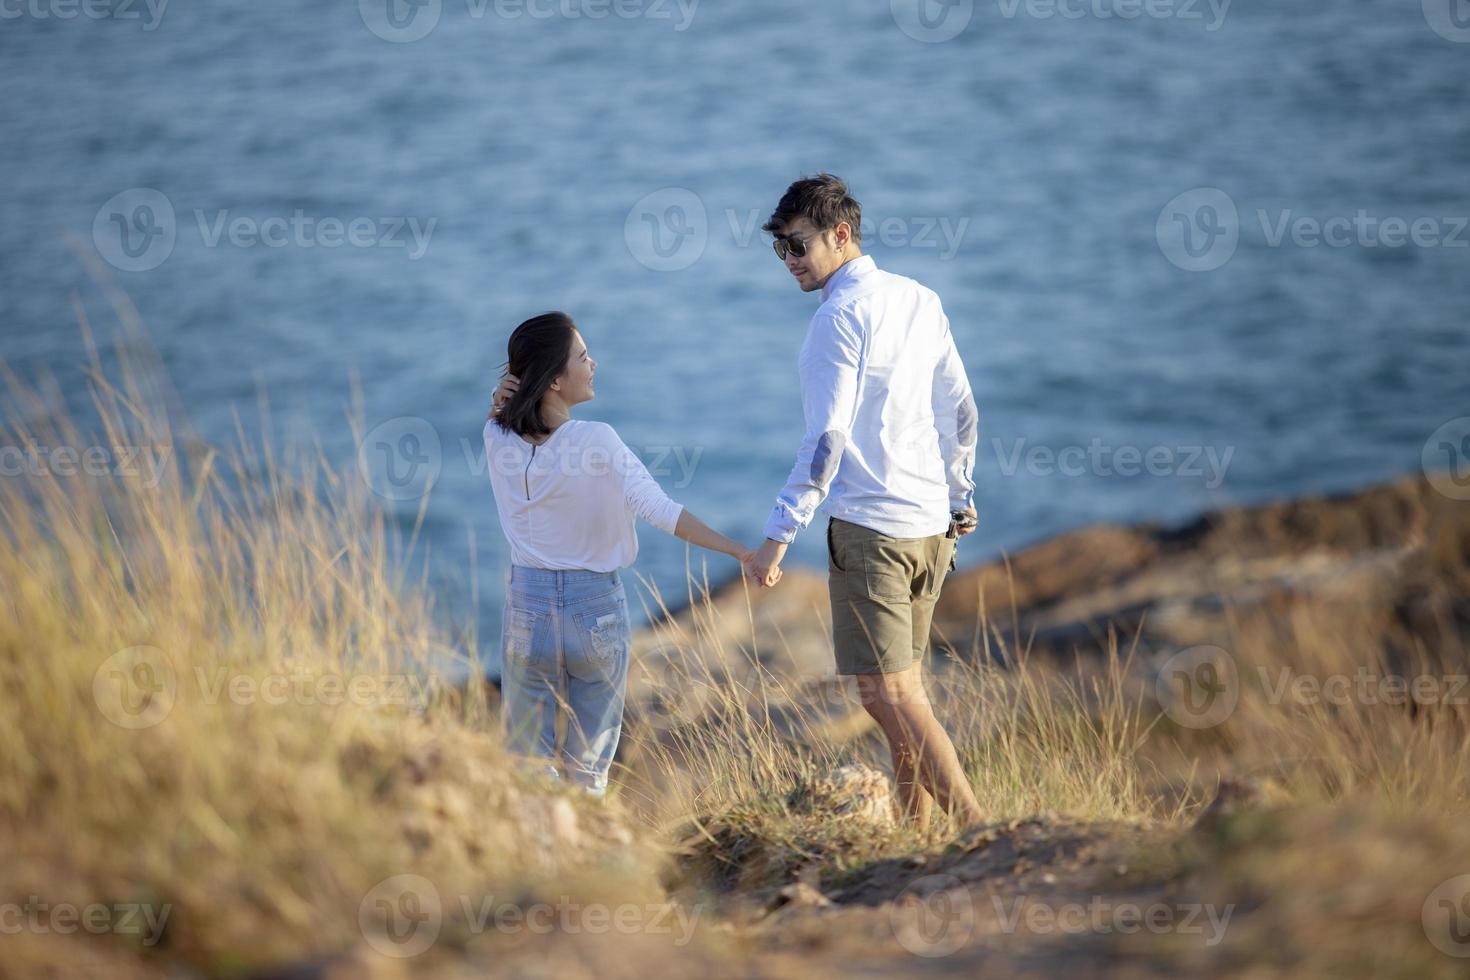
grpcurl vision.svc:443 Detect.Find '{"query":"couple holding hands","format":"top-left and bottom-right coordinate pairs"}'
top-left (483, 174), bottom-right (983, 827)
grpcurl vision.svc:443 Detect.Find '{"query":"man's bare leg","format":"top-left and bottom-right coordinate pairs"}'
top-left (890, 726), bottom-right (934, 827)
top-left (857, 663), bottom-right (984, 828)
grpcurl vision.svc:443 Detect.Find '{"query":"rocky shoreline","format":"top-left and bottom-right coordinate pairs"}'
top-left (635, 473), bottom-right (1468, 676)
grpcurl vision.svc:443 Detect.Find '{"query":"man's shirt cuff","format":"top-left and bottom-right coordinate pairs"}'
top-left (763, 508), bottom-right (799, 544)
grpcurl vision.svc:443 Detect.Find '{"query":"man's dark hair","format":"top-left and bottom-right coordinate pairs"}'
top-left (494, 311), bottom-right (577, 439)
top-left (762, 173), bottom-right (863, 241)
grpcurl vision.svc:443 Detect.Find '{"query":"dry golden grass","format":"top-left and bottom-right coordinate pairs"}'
top-left (0, 320), bottom-right (665, 976)
top-left (1141, 595), bottom-right (1470, 815)
top-left (4, 310), bottom-right (1469, 977)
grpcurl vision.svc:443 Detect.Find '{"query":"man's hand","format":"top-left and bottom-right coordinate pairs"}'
top-left (741, 550), bottom-right (781, 587)
top-left (487, 373), bottom-right (520, 419)
top-left (738, 548), bottom-right (773, 587)
top-left (953, 505), bottom-right (978, 538)
top-left (747, 538), bottom-right (787, 588)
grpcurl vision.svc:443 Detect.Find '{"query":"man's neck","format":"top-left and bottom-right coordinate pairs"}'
top-left (817, 250), bottom-right (864, 292)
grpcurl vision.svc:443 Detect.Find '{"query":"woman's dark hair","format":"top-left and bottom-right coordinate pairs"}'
top-left (494, 311), bottom-right (578, 439)
top-left (762, 173), bottom-right (863, 241)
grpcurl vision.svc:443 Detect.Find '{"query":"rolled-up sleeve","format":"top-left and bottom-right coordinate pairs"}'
top-left (602, 424), bottom-right (684, 533)
top-left (762, 312), bottom-right (864, 543)
top-left (932, 312), bottom-right (978, 511)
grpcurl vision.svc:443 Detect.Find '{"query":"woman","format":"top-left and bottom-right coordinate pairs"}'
top-left (483, 311), bottom-right (761, 798)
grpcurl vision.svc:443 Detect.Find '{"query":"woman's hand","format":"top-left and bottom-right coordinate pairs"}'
top-left (488, 373), bottom-right (521, 419)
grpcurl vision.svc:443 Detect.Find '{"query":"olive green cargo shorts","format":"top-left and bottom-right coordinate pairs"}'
top-left (826, 517), bottom-right (957, 675)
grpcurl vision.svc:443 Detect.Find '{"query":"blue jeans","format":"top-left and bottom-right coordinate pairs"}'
top-left (500, 566), bottom-right (632, 797)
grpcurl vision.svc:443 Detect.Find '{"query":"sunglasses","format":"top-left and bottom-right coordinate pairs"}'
top-left (771, 231), bottom-right (819, 260)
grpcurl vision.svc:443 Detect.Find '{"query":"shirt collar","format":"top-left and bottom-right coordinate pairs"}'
top-left (820, 254), bottom-right (875, 303)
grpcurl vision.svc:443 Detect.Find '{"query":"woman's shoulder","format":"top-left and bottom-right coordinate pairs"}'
top-left (483, 418), bottom-right (624, 451)
top-left (562, 419), bottom-right (623, 445)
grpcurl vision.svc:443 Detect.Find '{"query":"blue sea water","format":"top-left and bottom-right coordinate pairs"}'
top-left (1, 0), bottom-right (1466, 675)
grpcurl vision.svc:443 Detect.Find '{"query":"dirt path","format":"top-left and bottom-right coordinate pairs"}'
top-left (683, 815), bottom-right (1191, 978)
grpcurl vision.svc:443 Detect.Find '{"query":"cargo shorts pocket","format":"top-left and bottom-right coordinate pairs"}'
top-left (920, 536), bottom-right (956, 599)
top-left (827, 520), bottom-right (846, 573)
top-left (859, 536), bottom-right (916, 603)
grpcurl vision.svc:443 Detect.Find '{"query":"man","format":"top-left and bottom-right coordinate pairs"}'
top-left (748, 174), bottom-right (984, 829)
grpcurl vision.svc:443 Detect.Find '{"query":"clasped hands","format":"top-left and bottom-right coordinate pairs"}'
top-left (741, 538), bottom-right (786, 590)
top-left (492, 373), bottom-right (787, 590)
